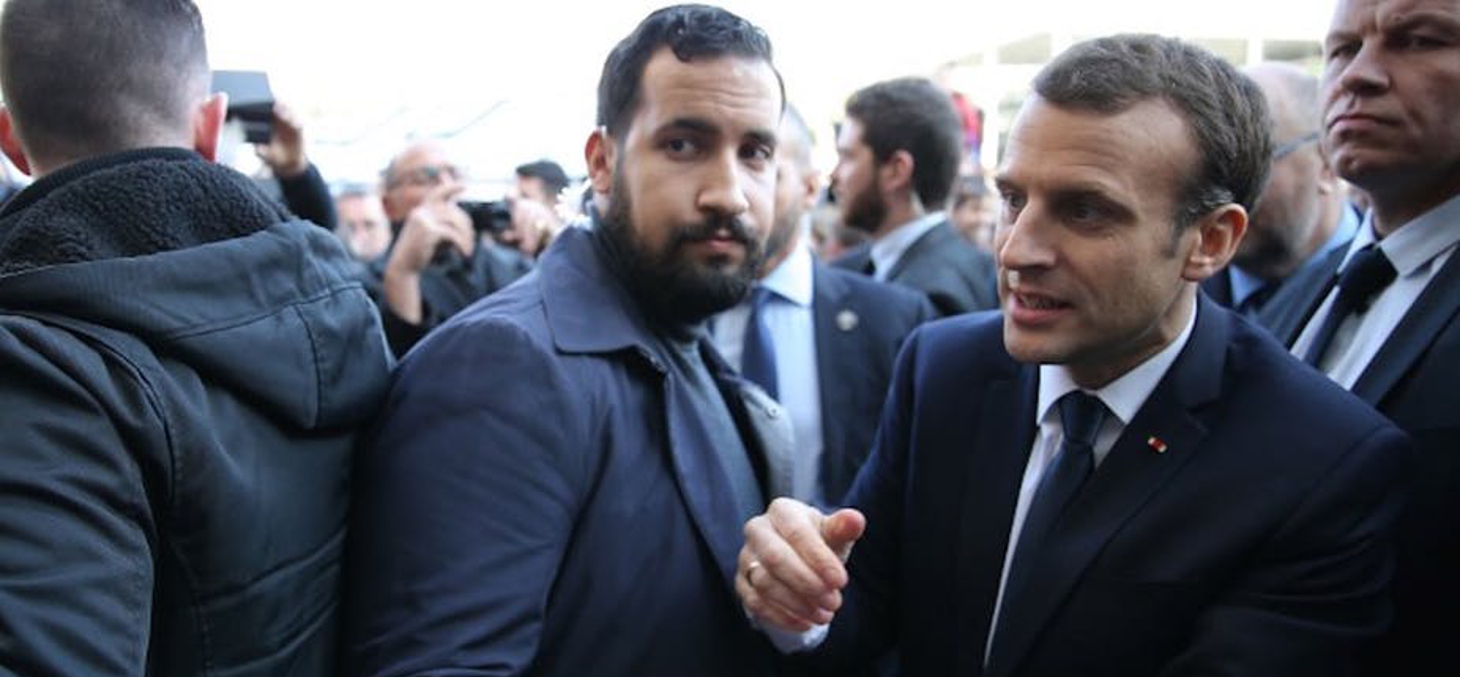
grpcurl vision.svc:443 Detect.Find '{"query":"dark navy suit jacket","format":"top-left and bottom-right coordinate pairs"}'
top-left (834, 220), bottom-right (998, 316)
top-left (1261, 240), bottom-right (1460, 673)
top-left (810, 263), bottom-right (935, 503)
top-left (803, 297), bottom-right (1409, 677)
top-left (341, 227), bottom-right (781, 676)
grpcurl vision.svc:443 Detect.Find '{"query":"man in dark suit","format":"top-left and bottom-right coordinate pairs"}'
top-left (830, 77), bottom-right (998, 316)
top-left (1258, 0), bottom-right (1460, 671)
top-left (341, 6), bottom-right (793, 676)
top-left (1201, 63), bottom-right (1359, 316)
top-left (714, 106), bottom-right (935, 506)
top-left (735, 35), bottom-right (1409, 676)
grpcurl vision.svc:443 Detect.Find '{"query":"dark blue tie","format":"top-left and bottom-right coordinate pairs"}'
top-left (998, 392), bottom-right (1108, 629)
top-left (740, 286), bottom-right (778, 399)
top-left (1302, 245), bottom-right (1396, 367)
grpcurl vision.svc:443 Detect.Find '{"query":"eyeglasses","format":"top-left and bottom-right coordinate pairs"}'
top-left (386, 163), bottom-right (463, 189)
top-left (1272, 132), bottom-right (1320, 161)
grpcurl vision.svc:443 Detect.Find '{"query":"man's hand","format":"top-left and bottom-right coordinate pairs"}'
top-left (505, 198), bottom-right (561, 256)
top-left (382, 182), bottom-right (474, 324)
top-left (737, 497), bottom-right (866, 633)
top-left (253, 102), bottom-right (309, 178)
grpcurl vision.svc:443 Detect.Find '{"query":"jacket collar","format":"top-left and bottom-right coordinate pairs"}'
top-left (539, 225), bottom-right (666, 358)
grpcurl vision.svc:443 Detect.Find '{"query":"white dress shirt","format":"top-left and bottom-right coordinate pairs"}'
top-left (1290, 195), bottom-right (1460, 388)
top-left (983, 301), bottom-right (1197, 663)
top-left (765, 299), bottom-right (1198, 656)
top-left (713, 239), bottom-right (825, 504)
top-left (868, 212), bottom-right (944, 282)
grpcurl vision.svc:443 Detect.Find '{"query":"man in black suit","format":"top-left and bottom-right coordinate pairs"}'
top-left (713, 106), bottom-right (935, 505)
top-left (1260, 0), bottom-right (1460, 671)
top-left (830, 77), bottom-right (997, 316)
top-left (1202, 62), bottom-right (1359, 316)
top-left (735, 35), bottom-right (1409, 676)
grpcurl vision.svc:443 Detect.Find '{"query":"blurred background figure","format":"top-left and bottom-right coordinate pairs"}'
top-left (1204, 62), bottom-right (1357, 318)
top-left (499, 158), bottom-right (570, 259)
top-left (949, 173), bottom-right (998, 254)
top-left (375, 139), bottom-right (530, 356)
top-left (712, 105), bottom-right (934, 507)
top-left (334, 185), bottom-right (392, 260)
top-left (829, 77), bottom-right (998, 316)
top-left (252, 101), bottom-right (338, 236)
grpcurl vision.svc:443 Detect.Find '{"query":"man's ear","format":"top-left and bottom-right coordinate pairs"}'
top-left (799, 167), bottom-right (821, 211)
top-left (1182, 204), bottom-right (1247, 282)
top-left (0, 107), bottom-right (32, 176)
top-left (585, 127), bottom-right (617, 196)
top-left (192, 92), bottom-right (228, 162)
top-left (878, 149), bottom-right (915, 196)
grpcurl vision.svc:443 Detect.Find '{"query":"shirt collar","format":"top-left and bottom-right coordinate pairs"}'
top-left (1036, 299), bottom-right (1198, 429)
top-left (1226, 265), bottom-right (1269, 307)
top-left (759, 231), bottom-right (814, 307)
top-left (869, 211), bottom-right (944, 277)
top-left (1346, 193), bottom-right (1460, 277)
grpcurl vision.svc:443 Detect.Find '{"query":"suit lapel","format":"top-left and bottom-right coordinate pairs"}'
top-left (1351, 248), bottom-right (1460, 405)
top-left (812, 263), bottom-right (854, 496)
top-left (955, 366), bottom-right (1040, 676)
top-left (885, 219), bottom-right (948, 283)
top-left (1260, 245), bottom-right (1345, 346)
top-left (987, 298), bottom-right (1228, 677)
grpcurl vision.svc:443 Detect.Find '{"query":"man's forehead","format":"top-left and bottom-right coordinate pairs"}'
top-left (999, 98), bottom-right (1193, 196)
top-left (633, 49), bottom-right (781, 133)
top-left (396, 143), bottom-right (451, 170)
top-left (1331, 0), bottom-right (1460, 31)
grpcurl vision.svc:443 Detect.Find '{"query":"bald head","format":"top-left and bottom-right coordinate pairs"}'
top-left (1246, 63), bottom-right (1320, 145)
top-left (1236, 63), bottom-right (1340, 280)
top-left (762, 105), bottom-right (819, 274)
top-left (380, 140), bottom-right (463, 222)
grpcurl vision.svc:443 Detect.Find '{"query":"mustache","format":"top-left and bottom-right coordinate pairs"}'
top-left (670, 215), bottom-right (756, 248)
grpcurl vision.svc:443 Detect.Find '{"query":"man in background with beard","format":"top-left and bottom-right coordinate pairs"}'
top-left (342, 5), bottom-right (793, 676)
top-left (831, 77), bottom-right (999, 316)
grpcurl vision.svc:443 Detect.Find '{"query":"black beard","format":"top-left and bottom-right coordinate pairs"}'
top-left (840, 178), bottom-right (888, 233)
top-left (598, 178), bottom-right (765, 328)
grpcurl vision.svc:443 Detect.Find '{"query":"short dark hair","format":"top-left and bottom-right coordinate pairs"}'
top-left (596, 4), bottom-right (783, 138)
top-left (1033, 34), bottom-right (1272, 228)
top-left (0, 0), bottom-right (210, 162)
top-left (515, 160), bottom-right (570, 197)
top-left (845, 77), bottom-right (964, 209)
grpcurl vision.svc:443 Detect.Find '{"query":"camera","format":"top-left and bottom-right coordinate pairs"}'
top-left (459, 200), bottom-right (513, 235)
top-left (211, 70), bottom-right (274, 144)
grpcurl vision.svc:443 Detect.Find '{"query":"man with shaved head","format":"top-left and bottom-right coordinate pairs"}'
top-left (1203, 62), bottom-right (1360, 317)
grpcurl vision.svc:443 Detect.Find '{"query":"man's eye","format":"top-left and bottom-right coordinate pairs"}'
top-left (1394, 32), bottom-right (1448, 50)
top-left (1063, 199), bottom-right (1110, 225)
top-left (1326, 41), bottom-right (1358, 61)
top-left (1000, 192), bottom-right (1026, 212)
top-left (665, 138), bottom-right (700, 156)
top-left (741, 144), bottom-right (774, 164)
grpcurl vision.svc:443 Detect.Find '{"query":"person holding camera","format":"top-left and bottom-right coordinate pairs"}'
top-left (374, 139), bottom-right (530, 356)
